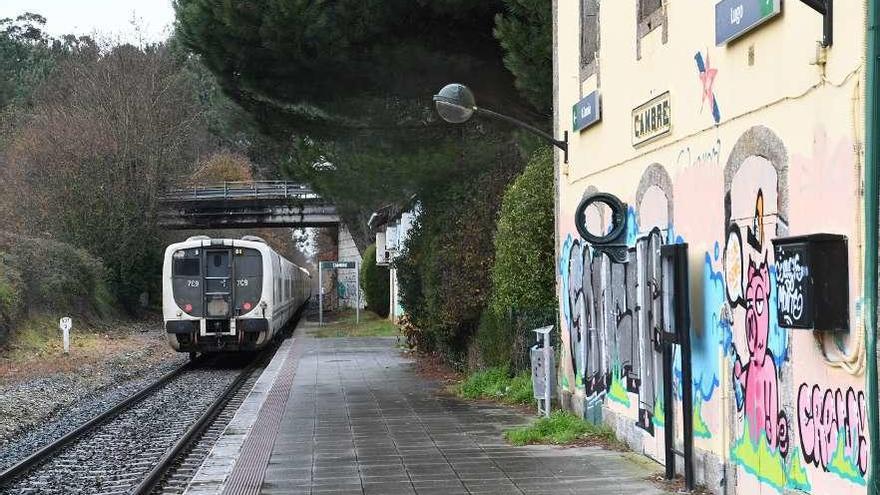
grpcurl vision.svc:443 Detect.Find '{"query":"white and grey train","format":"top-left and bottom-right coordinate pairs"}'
top-left (162, 235), bottom-right (310, 353)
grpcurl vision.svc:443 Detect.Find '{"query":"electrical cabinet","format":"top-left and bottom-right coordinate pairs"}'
top-left (771, 234), bottom-right (848, 331)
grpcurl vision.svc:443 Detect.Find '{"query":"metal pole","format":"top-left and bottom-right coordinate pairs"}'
top-left (355, 262), bottom-right (360, 325)
top-left (475, 107), bottom-right (569, 163)
top-left (543, 330), bottom-right (551, 417)
top-left (319, 266), bottom-right (323, 326)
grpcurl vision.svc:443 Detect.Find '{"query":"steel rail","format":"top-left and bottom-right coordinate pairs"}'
top-left (0, 360), bottom-right (193, 485)
top-left (130, 354), bottom-right (265, 495)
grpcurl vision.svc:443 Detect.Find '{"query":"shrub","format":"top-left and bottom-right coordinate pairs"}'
top-left (396, 152), bottom-right (522, 367)
top-left (189, 151), bottom-right (254, 184)
top-left (0, 232), bottom-right (113, 316)
top-left (475, 147), bottom-right (557, 369)
top-left (360, 245), bottom-right (390, 317)
top-left (0, 254), bottom-right (23, 341)
top-left (488, 146), bottom-right (555, 314)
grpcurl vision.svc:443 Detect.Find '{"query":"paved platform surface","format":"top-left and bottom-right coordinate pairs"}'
top-left (252, 328), bottom-right (668, 495)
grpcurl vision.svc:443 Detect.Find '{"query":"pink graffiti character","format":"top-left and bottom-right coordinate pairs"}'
top-left (733, 258), bottom-right (789, 457)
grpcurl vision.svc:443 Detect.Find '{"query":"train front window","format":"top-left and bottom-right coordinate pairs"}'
top-left (172, 249), bottom-right (203, 315)
top-left (172, 253), bottom-right (200, 276)
top-left (233, 248), bottom-right (263, 313)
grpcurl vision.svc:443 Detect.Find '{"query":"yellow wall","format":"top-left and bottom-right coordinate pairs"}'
top-left (555, 1), bottom-right (868, 493)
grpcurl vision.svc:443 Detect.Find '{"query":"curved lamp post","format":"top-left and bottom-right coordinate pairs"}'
top-left (433, 83), bottom-right (568, 163)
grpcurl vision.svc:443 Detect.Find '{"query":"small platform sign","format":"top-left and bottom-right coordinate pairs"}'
top-left (320, 261), bottom-right (356, 269)
top-left (715, 0), bottom-right (781, 46)
top-left (572, 91), bottom-right (601, 132)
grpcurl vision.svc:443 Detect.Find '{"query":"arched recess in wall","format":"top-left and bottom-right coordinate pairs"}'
top-left (578, 185), bottom-right (605, 234)
top-left (723, 125), bottom-right (790, 237)
top-left (722, 125), bottom-right (795, 469)
top-left (635, 163), bottom-right (673, 236)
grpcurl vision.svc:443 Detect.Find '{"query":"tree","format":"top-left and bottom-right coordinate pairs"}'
top-left (3, 43), bottom-right (208, 308)
top-left (0, 13), bottom-right (97, 113)
top-left (494, 0), bottom-right (553, 114)
top-left (173, 1), bottom-right (549, 247)
top-left (173, 1), bottom-right (540, 134)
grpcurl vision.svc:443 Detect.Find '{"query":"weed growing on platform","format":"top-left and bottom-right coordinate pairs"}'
top-left (310, 310), bottom-right (400, 338)
top-left (504, 410), bottom-right (623, 447)
top-left (457, 367), bottom-right (532, 405)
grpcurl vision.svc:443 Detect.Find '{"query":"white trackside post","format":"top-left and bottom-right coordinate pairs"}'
top-left (319, 266), bottom-right (323, 327)
top-left (60, 317), bottom-right (72, 354)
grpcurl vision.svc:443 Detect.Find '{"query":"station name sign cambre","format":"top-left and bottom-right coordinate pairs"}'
top-left (715, 0), bottom-right (782, 46)
top-left (632, 92), bottom-right (671, 147)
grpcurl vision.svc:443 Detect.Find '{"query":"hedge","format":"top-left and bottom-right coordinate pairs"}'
top-left (360, 244), bottom-right (390, 317)
top-left (476, 147), bottom-right (557, 369)
top-left (396, 146), bottom-right (523, 367)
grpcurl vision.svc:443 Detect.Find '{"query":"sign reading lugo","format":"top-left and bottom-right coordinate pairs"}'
top-left (632, 92), bottom-right (671, 147)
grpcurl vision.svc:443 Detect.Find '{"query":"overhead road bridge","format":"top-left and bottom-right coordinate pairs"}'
top-left (157, 181), bottom-right (339, 229)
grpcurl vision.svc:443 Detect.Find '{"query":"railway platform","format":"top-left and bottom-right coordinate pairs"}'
top-left (183, 320), bottom-right (668, 495)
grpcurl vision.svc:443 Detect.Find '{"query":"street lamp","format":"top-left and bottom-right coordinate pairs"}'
top-left (433, 83), bottom-right (568, 163)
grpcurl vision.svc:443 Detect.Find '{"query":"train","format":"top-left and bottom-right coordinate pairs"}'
top-left (162, 235), bottom-right (311, 354)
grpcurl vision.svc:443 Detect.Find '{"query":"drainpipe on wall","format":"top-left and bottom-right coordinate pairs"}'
top-left (865, 0), bottom-right (880, 492)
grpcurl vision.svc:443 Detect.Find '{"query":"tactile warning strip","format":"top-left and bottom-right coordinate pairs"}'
top-left (221, 338), bottom-right (302, 495)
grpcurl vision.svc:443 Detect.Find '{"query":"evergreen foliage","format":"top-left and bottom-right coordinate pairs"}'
top-left (476, 147), bottom-right (556, 369)
top-left (174, 0), bottom-right (554, 247)
top-left (488, 147), bottom-right (556, 313)
top-left (395, 146), bottom-right (522, 366)
top-left (494, 0), bottom-right (553, 114)
top-left (360, 245), bottom-right (390, 318)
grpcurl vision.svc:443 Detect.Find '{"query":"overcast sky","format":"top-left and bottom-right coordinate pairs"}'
top-left (1, 0), bottom-right (175, 44)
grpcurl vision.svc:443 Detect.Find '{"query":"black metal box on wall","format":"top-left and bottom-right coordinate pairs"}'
top-left (771, 234), bottom-right (848, 331)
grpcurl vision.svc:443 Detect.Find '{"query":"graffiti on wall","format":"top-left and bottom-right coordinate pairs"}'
top-left (731, 253), bottom-right (790, 457)
top-left (560, 227), bottom-right (665, 432)
top-left (797, 384), bottom-right (868, 484)
top-left (559, 125), bottom-right (868, 494)
top-left (560, 166), bottom-right (675, 436)
top-left (776, 249), bottom-right (809, 326)
top-left (695, 51), bottom-right (721, 124)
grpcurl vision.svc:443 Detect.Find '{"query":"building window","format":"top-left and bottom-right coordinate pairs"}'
top-left (637, 0), bottom-right (667, 60)
top-left (580, 0), bottom-right (599, 81)
top-left (638, 0), bottom-right (662, 23)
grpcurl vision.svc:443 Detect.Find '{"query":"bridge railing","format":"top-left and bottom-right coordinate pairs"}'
top-left (161, 181), bottom-right (322, 202)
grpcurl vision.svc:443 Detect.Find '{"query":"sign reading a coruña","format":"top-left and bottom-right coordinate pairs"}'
top-left (715, 0), bottom-right (782, 46)
top-left (632, 92), bottom-right (671, 147)
top-left (572, 90), bottom-right (601, 132)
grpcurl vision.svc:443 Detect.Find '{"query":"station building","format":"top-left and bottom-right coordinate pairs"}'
top-left (554, 1), bottom-right (872, 493)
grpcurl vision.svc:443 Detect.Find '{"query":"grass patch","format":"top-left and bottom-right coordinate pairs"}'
top-left (310, 310), bottom-right (400, 338)
top-left (457, 367), bottom-right (533, 405)
top-left (504, 410), bottom-right (625, 448)
top-left (0, 314), bottom-right (119, 363)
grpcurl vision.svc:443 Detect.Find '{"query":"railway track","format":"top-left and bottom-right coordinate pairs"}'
top-left (0, 346), bottom-right (276, 495)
